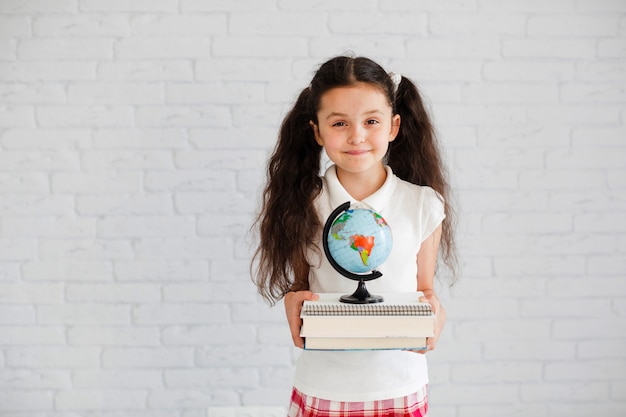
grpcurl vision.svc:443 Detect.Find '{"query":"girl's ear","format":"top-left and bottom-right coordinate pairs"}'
top-left (310, 121), bottom-right (323, 146)
top-left (389, 114), bottom-right (401, 142)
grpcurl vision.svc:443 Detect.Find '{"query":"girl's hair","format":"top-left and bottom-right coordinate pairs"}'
top-left (252, 55), bottom-right (457, 305)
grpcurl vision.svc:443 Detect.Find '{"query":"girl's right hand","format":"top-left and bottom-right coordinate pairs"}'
top-left (284, 290), bottom-right (319, 348)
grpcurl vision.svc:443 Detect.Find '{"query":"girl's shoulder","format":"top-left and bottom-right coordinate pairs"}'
top-left (393, 175), bottom-right (444, 204)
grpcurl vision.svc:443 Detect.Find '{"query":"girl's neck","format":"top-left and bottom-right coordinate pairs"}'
top-left (335, 164), bottom-right (387, 201)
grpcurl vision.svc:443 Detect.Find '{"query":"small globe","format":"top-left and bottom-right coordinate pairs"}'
top-left (326, 207), bottom-right (392, 274)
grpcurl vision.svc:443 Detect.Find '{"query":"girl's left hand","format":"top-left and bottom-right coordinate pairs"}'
top-left (415, 289), bottom-right (446, 354)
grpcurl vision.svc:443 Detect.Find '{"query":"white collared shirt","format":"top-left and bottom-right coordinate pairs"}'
top-left (293, 165), bottom-right (445, 402)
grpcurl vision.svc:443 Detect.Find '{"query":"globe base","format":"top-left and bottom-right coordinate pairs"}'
top-left (340, 279), bottom-right (384, 304)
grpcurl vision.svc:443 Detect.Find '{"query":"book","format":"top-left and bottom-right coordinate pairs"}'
top-left (300, 292), bottom-right (434, 351)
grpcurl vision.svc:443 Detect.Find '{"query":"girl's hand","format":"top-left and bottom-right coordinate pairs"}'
top-left (284, 290), bottom-right (319, 348)
top-left (415, 289), bottom-right (446, 354)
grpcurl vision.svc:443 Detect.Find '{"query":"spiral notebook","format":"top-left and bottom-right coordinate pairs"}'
top-left (301, 292), bottom-right (435, 350)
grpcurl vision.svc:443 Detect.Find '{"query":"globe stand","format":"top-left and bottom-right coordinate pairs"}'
top-left (323, 202), bottom-right (385, 304)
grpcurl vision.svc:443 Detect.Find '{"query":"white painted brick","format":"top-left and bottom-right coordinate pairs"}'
top-left (195, 59), bottom-right (291, 82)
top-left (99, 59), bottom-right (193, 81)
top-left (37, 304), bottom-right (131, 325)
top-left (147, 388), bottom-right (213, 408)
top-left (0, 326), bottom-right (65, 345)
top-left (183, 0), bottom-right (276, 12)
top-left (451, 362), bottom-right (543, 383)
top-left (98, 215), bottom-right (194, 238)
top-left (484, 61), bottom-right (576, 82)
top-left (0, 369), bottom-right (70, 390)
top-left (0, 150), bottom-right (80, 171)
top-left (454, 148), bottom-right (545, 169)
top-left (166, 83), bottom-right (264, 105)
top-left (2, 216), bottom-right (95, 238)
top-left (234, 12), bottom-right (328, 36)
top-left (546, 359), bottom-right (626, 382)
top-left (114, 260), bottom-right (208, 282)
top-left (430, 384), bottom-right (519, 405)
top-left (76, 193), bottom-right (174, 216)
top-left (553, 318), bottom-right (626, 340)
top-left (68, 326), bottom-right (160, 346)
top-left (483, 212), bottom-right (572, 234)
top-left (520, 169), bottom-right (605, 190)
top-left (162, 324), bottom-right (255, 345)
top-left (136, 105), bottom-right (231, 128)
top-left (575, 212), bottom-right (626, 233)
top-left (0, 238), bottom-right (36, 261)
top-left (102, 347), bottom-right (194, 368)
top-left (329, 13), bottom-right (427, 35)
top-left (572, 127), bottom-right (625, 146)
top-left (446, 298), bottom-right (519, 319)
top-left (0, 0), bottom-right (76, 13)
top-left (72, 369), bottom-right (164, 388)
top-left (576, 60), bottom-right (626, 81)
top-left (479, 0), bottom-right (575, 12)
top-left (0, 82), bottom-right (65, 104)
top-left (19, 38), bottom-right (114, 60)
top-left (430, 13), bottom-right (526, 36)
top-left (0, 305), bottom-right (35, 324)
top-left (37, 105), bottom-right (133, 127)
top-left (434, 104), bottom-right (526, 126)
top-left (65, 283), bottom-right (161, 303)
top-left (175, 150), bottom-right (268, 170)
top-left (82, 150), bottom-right (174, 171)
top-left (131, 14), bottom-right (227, 36)
top-left (232, 103), bottom-right (287, 127)
top-left (528, 15), bottom-right (621, 37)
top-left (0, 391), bottom-right (54, 411)
top-left (1, 128), bottom-right (92, 149)
top-left (483, 340), bottom-right (576, 361)
top-left (588, 255), bottom-right (626, 276)
top-left (0, 283), bottom-right (63, 303)
top-left (22, 260), bottom-right (113, 281)
top-left (82, 0), bottom-right (177, 12)
top-left (6, 347), bottom-right (101, 368)
top-left (408, 38), bottom-right (501, 59)
top-left (55, 389), bottom-right (147, 411)
top-left (0, 61), bottom-right (96, 81)
top-left (165, 368), bottom-right (258, 388)
top-left (504, 39), bottom-right (597, 59)
top-left (0, 173), bottom-right (48, 194)
top-left (0, 39), bottom-right (15, 59)
top-left (455, 319), bottom-right (552, 341)
top-left (578, 340), bottom-right (626, 359)
top-left (68, 83), bottom-right (164, 104)
top-left (134, 237), bottom-right (232, 260)
top-left (196, 345), bottom-right (292, 367)
top-left (0, 105), bottom-right (35, 127)
top-left (175, 191), bottom-right (254, 214)
top-left (133, 303), bottom-right (229, 325)
top-left (493, 255), bottom-right (585, 278)
top-left (547, 148), bottom-right (626, 169)
top-left (0, 15), bottom-right (30, 36)
top-left (51, 172), bottom-right (142, 193)
top-left (33, 15), bottom-right (130, 37)
top-left (116, 37), bottom-right (212, 60)
top-left (547, 277), bottom-right (626, 297)
top-left (145, 170), bottom-right (236, 192)
top-left (93, 128), bottom-right (187, 149)
top-left (380, 0), bottom-right (475, 11)
top-left (463, 82), bottom-right (559, 104)
top-left (310, 36), bottom-right (406, 59)
top-left (213, 36), bottom-right (308, 58)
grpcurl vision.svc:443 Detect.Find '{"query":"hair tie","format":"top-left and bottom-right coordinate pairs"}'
top-left (389, 72), bottom-right (402, 94)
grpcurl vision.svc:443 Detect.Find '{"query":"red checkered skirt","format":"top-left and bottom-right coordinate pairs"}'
top-left (287, 385), bottom-right (428, 417)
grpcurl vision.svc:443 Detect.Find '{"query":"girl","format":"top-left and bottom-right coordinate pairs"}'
top-left (252, 56), bottom-right (457, 417)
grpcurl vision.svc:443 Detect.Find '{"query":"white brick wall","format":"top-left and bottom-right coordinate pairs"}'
top-left (0, 1), bottom-right (624, 416)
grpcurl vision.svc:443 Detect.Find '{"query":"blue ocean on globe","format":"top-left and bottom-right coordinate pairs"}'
top-left (326, 208), bottom-right (393, 274)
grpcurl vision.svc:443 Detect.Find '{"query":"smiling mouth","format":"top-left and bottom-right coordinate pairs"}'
top-left (345, 150), bottom-right (370, 155)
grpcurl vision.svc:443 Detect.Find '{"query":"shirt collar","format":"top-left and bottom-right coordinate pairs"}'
top-left (323, 164), bottom-right (397, 213)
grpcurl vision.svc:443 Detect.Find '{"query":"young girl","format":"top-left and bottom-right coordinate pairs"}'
top-left (252, 56), bottom-right (457, 417)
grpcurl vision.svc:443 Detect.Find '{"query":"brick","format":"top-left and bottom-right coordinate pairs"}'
top-left (102, 347), bottom-right (194, 368)
top-left (136, 105), bottom-right (231, 128)
top-left (37, 304), bottom-right (131, 325)
top-left (131, 14), bottom-right (227, 36)
top-left (454, 148), bottom-right (545, 169)
top-left (520, 169), bottom-right (606, 190)
top-left (0, 106), bottom-right (35, 127)
top-left (196, 345), bottom-right (292, 367)
top-left (22, 260), bottom-right (113, 281)
top-left (329, 13), bottom-right (427, 35)
top-left (195, 58), bottom-right (291, 81)
top-left (175, 191), bottom-right (254, 214)
top-left (0, 82), bottom-right (65, 104)
top-left (65, 283), bottom-right (161, 303)
top-left (55, 389), bottom-right (147, 410)
top-left (165, 368), bottom-right (258, 388)
top-left (19, 38), bottom-right (114, 60)
top-left (164, 282), bottom-right (257, 303)
top-left (0, 283), bottom-right (64, 303)
top-left (455, 319), bottom-right (552, 341)
top-left (462, 82), bottom-right (558, 104)
top-left (587, 255), bottom-right (626, 276)
top-left (147, 388), bottom-right (213, 408)
top-left (33, 15), bottom-right (129, 37)
top-left (503, 39), bottom-right (596, 58)
top-left (451, 362), bottom-right (543, 383)
top-left (483, 213), bottom-right (572, 234)
top-left (484, 61), bottom-right (576, 81)
top-left (166, 83), bottom-right (264, 104)
top-left (81, 0), bottom-right (177, 12)
top-left (0, 16), bottom-right (30, 36)
top-left (483, 340), bottom-right (576, 361)
top-left (430, 383), bottom-right (520, 405)
top-left (37, 105), bottom-right (133, 127)
top-left (68, 326), bottom-right (160, 346)
top-left (0, 326), bottom-right (65, 345)
top-left (76, 194), bottom-right (174, 216)
top-left (553, 318), bottom-right (626, 339)
top-left (134, 237), bottom-right (232, 260)
top-left (114, 260), bottom-right (208, 282)
top-left (162, 324), bottom-right (255, 345)
top-left (561, 83), bottom-right (626, 103)
top-left (0, 369), bottom-right (70, 389)
top-left (528, 15), bottom-right (620, 37)
top-left (175, 150), bottom-right (269, 170)
top-left (547, 148), bottom-right (626, 169)
top-left (430, 13), bottom-right (525, 36)
top-left (2, 216), bottom-right (95, 238)
top-left (0, 306), bottom-right (35, 324)
top-left (458, 404), bottom-right (548, 417)
top-left (51, 172), bottom-right (142, 193)
top-left (6, 347), bottom-right (100, 368)
top-left (0, 391), bottom-right (54, 411)
top-left (98, 215), bottom-right (194, 238)
top-left (72, 369), bottom-right (163, 388)
top-left (145, 170), bottom-right (236, 192)
top-left (133, 303), bottom-right (230, 325)
top-left (213, 36), bottom-right (308, 58)
top-left (68, 83), bottom-right (164, 104)
top-left (116, 37), bottom-right (212, 60)
top-left (311, 36), bottom-right (406, 59)
top-left (99, 60), bottom-right (193, 81)
top-left (1, 128), bottom-right (92, 149)
top-left (93, 128), bottom-right (187, 149)
top-left (379, 0), bottom-right (475, 11)
top-left (547, 277), bottom-right (626, 297)
top-left (0, 61), bottom-right (96, 81)
top-left (408, 38), bottom-right (501, 59)
top-left (576, 60), bottom-right (626, 81)
top-left (233, 12), bottom-right (327, 35)
top-left (578, 340), bottom-right (626, 359)
top-left (572, 127), bottom-right (626, 146)
top-left (546, 360), bottom-right (626, 381)
top-left (0, 173), bottom-right (49, 194)
top-left (0, 238), bottom-right (36, 261)
top-left (232, 103), bottom-right (288, 127)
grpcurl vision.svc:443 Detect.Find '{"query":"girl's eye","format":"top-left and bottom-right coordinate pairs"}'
top-left (333, 121), bottom-right (347, 127)
top-left (366, 119), bottom-right (379, 125)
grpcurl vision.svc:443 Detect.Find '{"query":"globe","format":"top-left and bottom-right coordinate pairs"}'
top-left (326, 207), bottom-right (393, 274)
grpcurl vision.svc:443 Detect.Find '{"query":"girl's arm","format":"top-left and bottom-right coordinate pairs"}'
top-left (416, 223), bottom-right (446, 353)
top-left (284, 290), bottom-right (319, 348)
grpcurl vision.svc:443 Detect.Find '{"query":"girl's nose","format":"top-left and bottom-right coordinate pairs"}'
top-left (347, 126), bottom-right (365, 144)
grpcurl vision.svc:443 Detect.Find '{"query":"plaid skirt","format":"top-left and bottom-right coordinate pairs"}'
top-left (287, 385), bottom-right (428, 417)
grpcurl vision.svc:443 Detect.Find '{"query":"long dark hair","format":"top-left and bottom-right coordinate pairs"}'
top-left (252, 56), bottom-right (457, 305)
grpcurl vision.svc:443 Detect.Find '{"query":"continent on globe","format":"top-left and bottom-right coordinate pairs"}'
top-left (350, 234), bottom-right (375, 266)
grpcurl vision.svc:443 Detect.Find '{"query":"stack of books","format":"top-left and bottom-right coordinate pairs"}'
top-left (300, 292), bottom-right (434, 351)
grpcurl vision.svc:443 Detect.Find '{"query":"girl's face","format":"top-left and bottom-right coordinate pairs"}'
top-left (311, 82), bottom-right (400, 182)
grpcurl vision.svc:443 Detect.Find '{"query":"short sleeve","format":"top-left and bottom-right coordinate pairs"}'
top-left (420, 187), bottom-right (445, 243)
